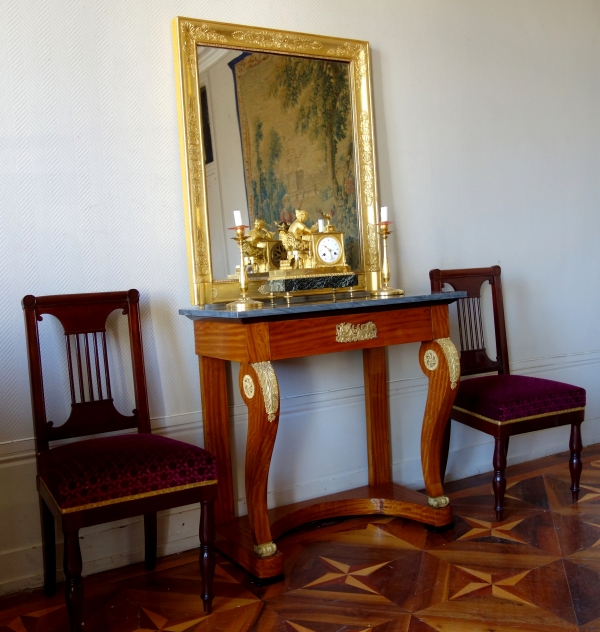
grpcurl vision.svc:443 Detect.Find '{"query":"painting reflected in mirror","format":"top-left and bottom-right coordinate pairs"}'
top-left (199, 47), bottom-right (358, 279)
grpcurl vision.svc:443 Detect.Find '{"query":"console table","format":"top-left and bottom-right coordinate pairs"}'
top-left (180, 291), bottom-right (464, 580)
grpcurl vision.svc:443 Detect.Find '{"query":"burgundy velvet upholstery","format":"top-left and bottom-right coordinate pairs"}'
top-left (455, 375), bottom-right (586, 423)
top-left (38, 434), bottom-right (217, 511)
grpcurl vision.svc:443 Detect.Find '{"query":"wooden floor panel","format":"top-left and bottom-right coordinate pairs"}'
top-left (3, 446), bottom-right (600, 631)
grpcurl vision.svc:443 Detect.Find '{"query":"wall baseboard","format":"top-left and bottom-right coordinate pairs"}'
top-left (0, 505), bottom-right (204, 596)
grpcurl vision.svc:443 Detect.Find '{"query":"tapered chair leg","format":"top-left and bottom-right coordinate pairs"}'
top-left (199, 500), bottom-right (216, 614)
top-left (63, 530), bottom-right (84, 632)
top-left (493, 436), bottom-right (508, 522)
top-left (144, 513), bottom-right (158, 571)
top-left (570, 422), bottom-right (583, 501)
top-left (40, 499), bottom-right (56, 597)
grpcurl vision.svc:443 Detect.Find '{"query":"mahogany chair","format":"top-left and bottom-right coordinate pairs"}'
top-left (22, 290), bottom-right (218, 631)
top-left (430, 266), bottom-right (586, 520)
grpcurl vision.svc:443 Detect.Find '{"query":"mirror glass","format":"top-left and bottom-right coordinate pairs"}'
top-left (198, 46), bottom-right (360, 280)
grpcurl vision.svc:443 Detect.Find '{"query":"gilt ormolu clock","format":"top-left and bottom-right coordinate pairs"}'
top-left (310, 231), bottom-right (348, 271)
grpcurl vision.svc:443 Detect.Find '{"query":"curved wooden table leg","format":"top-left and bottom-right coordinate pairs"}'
top-left (419, 338), bottom-right (460, 509)
top-left (239, 361), bottom-right (280, 559)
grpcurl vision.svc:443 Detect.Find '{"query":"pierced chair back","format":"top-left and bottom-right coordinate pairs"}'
top-left (22, 290), bottom-right (217, 630)
top-left (429, 266), bottom-right (509, 376)
top-left (429, 265), bottom-right (585, 522)
top-left (23, 290), bottom-right (150, 454)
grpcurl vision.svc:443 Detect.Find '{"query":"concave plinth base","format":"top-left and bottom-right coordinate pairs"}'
top-left (215, 482), bottom-right (452, 579)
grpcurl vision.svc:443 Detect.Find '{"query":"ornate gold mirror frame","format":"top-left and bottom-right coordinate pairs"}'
top-left (173, 17), bottom-right (382, 305)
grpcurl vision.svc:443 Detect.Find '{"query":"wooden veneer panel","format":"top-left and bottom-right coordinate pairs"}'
top-left (268, 306), bottom-right (433, 360)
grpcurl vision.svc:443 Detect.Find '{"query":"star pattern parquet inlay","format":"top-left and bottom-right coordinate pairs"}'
top-left (4, 447), bottom-right (600, 631)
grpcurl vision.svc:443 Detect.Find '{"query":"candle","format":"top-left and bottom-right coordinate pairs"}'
top-left (318, 219), bottom-right (325, 232)
top-left (233, 210), bottom-right (243, 226)
top-left (380, 206), bottom-right (388, 222)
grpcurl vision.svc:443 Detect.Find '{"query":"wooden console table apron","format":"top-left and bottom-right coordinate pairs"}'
top-left (181, 292), bottom-right (464, 579)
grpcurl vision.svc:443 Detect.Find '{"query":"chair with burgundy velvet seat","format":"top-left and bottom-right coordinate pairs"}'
top-left (23, 290), bottom-right (218, 632)
top-left (430, 266), bottom-right (586, 520)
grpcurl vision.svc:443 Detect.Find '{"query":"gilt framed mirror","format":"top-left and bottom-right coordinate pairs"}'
top-left (173, 18), bottom-right (382, 305)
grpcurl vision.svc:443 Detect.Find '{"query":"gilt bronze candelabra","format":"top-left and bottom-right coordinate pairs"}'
top-left (227, 226), bottom-right (264, 311)
top-left (371, 222), bottom-right (404, 297)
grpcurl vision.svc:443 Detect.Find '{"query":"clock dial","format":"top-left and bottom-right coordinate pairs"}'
top-left (317, 236), bottom-right (341, 264)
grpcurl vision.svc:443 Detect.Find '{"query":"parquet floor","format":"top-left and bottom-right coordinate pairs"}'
top-left (3, 447), bottom-right (600, 631)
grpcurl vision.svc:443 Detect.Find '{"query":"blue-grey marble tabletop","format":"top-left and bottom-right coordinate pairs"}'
top-left (179, 291), bottom-right (466, 320)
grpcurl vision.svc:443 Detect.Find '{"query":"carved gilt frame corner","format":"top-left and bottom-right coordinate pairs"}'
top-left (172, 17), bottom-right (381, 305)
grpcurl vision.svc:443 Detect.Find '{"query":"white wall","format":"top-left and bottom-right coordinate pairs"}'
top-left (1, 0), bottom-right (599, 594)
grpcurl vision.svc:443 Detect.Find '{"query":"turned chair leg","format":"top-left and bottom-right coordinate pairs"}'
top-left (570, 422), bottom-right (583, 501)
top-left (144, 513), bottom-right (158, 571)
top-left (493, 436), bottom-right (508, 522)
top-left (440, 419), bottom-right (451, 483)
top-left (199, 500), bottom-right (216, 614)
top-left (63, 530), bottom-right (84, 632)
top-left (40, 499), bottom-right (56, 597)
